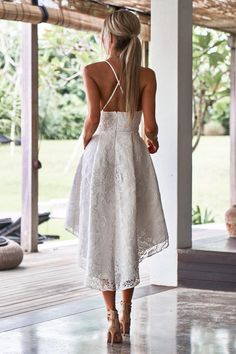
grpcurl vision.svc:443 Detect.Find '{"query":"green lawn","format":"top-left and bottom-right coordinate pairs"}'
top-left (192, 136), bottom-right (229, 222)
top-left (0, 139), bottom-right (80, 240)
top-left (0, 136), bottom-right (230, 241)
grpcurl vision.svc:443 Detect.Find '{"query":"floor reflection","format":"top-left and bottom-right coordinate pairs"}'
top-left (176, 288), bottom-right (236, 354)
top-left (0, 287), bottom-right (235, 354)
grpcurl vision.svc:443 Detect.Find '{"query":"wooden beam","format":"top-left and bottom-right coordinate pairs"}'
top-left (1, 0), bottom-right (236, 36)
top-left (21, 24), bottom-right (39, 252)
top-left (0, 2), bottom-right (102, 32)
top-left (95, 0), bottom-right (150, 14)
top-left (229, 34), bottom-right (236, 206)
top-left (68, 0), bottom-right (150, 39)
top-left (0, 1), bottom-right (150, 40)
top-left (141, 39), bottom-right (149, 67)
top-left (192, 0), bottom-right (236, 34)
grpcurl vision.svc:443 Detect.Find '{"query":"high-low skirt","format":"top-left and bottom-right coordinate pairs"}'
top-left (64, 110), bottom-right (169, 291)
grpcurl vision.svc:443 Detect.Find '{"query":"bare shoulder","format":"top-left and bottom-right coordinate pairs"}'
top-left (140, 66), bottom-right (157, 83)
top-left (83, 61), bottom-right (106, 76)
top-left (139, 67), bottom-right (157, 93)
top-left (140, 66), bottom-right (156, 76)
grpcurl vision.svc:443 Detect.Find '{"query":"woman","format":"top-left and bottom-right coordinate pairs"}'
top-left (64, 9), bottom-right (169, 346)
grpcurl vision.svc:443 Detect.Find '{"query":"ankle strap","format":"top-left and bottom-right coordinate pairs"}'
top-left (107, 308), bottom-right (119, 320)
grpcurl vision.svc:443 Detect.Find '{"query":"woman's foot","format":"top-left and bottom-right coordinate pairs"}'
top-left (106, 308), bottom-right (123, 346)
top-left (119, 300), bottom-right (132, 336)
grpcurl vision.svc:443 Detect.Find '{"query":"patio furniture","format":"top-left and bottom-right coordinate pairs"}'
top-left (0, 236), bottom-right (24, 270)
top-left (0, 135), bottom-right (12, 144)
top-left (0, 212), bottom-right (51, 244)
top-left (0, 218), bottom-right (12, 231)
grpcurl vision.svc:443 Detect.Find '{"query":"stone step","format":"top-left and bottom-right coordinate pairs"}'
top-left (178, 248), bottom-right (236, 292)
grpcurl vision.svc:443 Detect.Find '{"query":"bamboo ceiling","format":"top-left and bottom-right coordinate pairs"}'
top-left (0, 0), bottom-right (236, 37)
top-left (95, 0), bottom-right (236, 34)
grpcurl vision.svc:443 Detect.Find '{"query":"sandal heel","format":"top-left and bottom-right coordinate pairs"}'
top-left (106, 308), bottom-right (122, 346)
top-left (119, 300), bottom-right (132, 336)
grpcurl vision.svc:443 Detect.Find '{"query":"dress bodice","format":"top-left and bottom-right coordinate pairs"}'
top-left (96, 110), bottom-right (142, 134)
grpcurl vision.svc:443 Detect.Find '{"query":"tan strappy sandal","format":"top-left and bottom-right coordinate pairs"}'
top-left (106, 308), bottom-right (123, 346)
top-left (119, 300), bottom-right (132, 336)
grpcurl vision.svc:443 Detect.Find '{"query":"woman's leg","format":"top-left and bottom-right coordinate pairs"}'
top-left (103, 290), bottom-right (123, 343)
top-left (102, 288), bottom-right (134, 308)
top-left (119, 288), bottom-right (134, 335)
top-left (121, 287), bottom-right (134, 302)
top-left (102, 290), bottom-right (116, 310)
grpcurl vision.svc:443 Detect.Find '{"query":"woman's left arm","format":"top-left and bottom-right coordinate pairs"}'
top-left (82, 65), bottom-right (101, 148)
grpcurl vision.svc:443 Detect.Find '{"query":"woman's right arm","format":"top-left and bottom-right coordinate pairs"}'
top-left (141, 68), bottom-right (159, 154)
top-left (82, 64), bottom-right (101, 148)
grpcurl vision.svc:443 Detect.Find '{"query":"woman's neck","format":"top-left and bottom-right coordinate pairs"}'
top-left (108, 48), bottom-right (122, 61)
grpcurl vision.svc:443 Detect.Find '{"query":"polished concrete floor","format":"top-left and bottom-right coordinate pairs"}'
top-left (0, 285), bottom-right (236, 354)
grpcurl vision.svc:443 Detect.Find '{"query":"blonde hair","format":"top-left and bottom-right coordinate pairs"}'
top-left (101, 9), bottom-right (142, 122)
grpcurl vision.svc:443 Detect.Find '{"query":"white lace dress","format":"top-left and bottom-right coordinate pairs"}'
top-left (64, 61), bottom-right (169, 291)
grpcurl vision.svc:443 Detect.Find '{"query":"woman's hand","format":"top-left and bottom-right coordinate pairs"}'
top-left (147, 137), bottom-right (159, 154)
top-left (83, 135), bottom-right (92, 149)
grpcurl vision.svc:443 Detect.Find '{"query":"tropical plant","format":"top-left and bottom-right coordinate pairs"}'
top-left (0, 22), bottom-right (101, 141)
top-left (192, 26), bottom-right (230, 151)
top-left (38, 24), bottom-right (100, 139)
top-left (192, 204), bottom-right (215, 224)
top-left (0, 22), bottom-right (21, 141)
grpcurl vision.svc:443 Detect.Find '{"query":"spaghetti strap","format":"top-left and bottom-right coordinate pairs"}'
top-left (104, 60), bottom-right (123, 89)
top-left (102, 60), bottom-right (124, 111)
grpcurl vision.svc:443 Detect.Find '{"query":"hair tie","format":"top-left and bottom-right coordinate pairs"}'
top-left (130, 34), bottom-right (137, 39)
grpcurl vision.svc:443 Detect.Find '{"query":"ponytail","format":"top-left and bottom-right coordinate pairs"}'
top-left (120, 35), bottom-right (142, 123)
top-left (101, 10), bottom-right (142, 123)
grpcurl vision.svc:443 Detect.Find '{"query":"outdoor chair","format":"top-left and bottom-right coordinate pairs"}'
top-left (0, 212), bottom-right (52, 244)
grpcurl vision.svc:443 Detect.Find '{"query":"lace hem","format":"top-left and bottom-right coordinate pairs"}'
top-left (75, 254), bottom-right (141, 291)
top-left (138, 237), bottom-right (170, 264)
top-left (65, 224), bottom-right (169, 291)
top-left (81, 238), bottom-right (170, 291)
top-left (84, 274), bottom-right (141, 291)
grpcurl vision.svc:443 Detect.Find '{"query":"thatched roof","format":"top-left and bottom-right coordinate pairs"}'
top-left (92, 0), bottom-right (236, 34)
top-left (0, 0), bottom-right (236, 37)
top-left (192, 0), bottom-right (236, 34)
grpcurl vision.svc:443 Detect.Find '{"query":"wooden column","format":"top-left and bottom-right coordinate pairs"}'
top-left (149, 0), bottom-right (192, 286)
top-left (229, 35), bottom-right (236, 206)
top-left (20, 24), bottom-right (39, 252)
top-left (141, 40), bottom-right (149, 68)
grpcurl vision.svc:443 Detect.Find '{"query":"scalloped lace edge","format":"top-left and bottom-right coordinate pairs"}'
top-left (65, 224), bottom-right (169, 291)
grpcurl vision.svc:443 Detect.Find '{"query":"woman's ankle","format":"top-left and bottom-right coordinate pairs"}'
top-left (106, 306), bottom-right (117, 311)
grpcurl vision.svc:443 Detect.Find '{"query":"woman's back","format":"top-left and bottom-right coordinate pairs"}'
top-left (83, 59), bottom-right (157, 118)
top-left (95, 60), bottom-right (144, 112)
